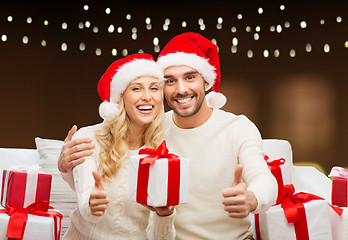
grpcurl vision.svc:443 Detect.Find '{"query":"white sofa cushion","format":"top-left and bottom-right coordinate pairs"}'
top-left (35, 137), bottom-right (76, 237)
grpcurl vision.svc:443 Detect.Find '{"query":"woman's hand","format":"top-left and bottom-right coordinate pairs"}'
top-left (89, 171), bottom-right (110, 216)
top-left (144, 205), bottom-right (175, 216)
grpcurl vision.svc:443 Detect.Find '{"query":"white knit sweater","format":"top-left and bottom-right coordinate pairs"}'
top-left (62, 123), bottom-right (175, 240)
top-left (163, 109), bottom-right (277, 240)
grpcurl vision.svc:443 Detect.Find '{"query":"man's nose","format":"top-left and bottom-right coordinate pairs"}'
top-left (176, 79), bottom-right (188, 94)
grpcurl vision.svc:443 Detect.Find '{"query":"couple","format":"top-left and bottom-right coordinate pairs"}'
top-left (59, 32), bottom-right (277, 240)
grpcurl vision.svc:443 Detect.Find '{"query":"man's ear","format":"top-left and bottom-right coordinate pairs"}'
top-left (204, 81), bottom-right (210, 90)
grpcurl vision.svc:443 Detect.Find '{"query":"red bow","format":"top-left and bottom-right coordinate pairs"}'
top-left (137, 140), bottom-right (181, 206)
top-left (264, 155), bottom-right (286, 204)
top-left (0, 201), bottom-right (63, 240)
top-left (280, 185), bottom-right (343, 240)
top-left (139, 140), bottom-right (178, 164)
top-left (265, 157), bottom-right (285, 168)
top-left (255, 184), bottom-right (343, 240)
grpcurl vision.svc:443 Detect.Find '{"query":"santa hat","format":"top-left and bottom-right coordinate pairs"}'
top-left (97, 53), bottom-right (163, 120)
top-left (157, 32), bottom-right (226, 108)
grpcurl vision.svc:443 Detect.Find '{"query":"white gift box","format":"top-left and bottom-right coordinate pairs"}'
top-left (251, 199), bottom-right (332, 240)
top-left (278, 163), bottom-right (292, 185)
top-left (262, 139), bottom-right (293, 165)
top-left (129, 154), bottom-right (189, 207)
top-left (293, 166), bottom-right (332, 202)
top-left (329, 206), bottom-right (348, 240)
top-left (0, 207), bottom-right (61, 240)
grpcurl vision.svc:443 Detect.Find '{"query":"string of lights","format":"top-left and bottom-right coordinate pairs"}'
top-left (1, 2), bottom-right (347, 59)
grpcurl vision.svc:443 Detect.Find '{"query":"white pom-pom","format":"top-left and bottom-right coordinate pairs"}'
top-left (99, 101), bottom-right (119, 120)
top-left (206, 91), bottom-right (227, 109)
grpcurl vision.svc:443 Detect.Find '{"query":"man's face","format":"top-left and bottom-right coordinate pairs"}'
top-left (163, 65), bottom-right (209, 118)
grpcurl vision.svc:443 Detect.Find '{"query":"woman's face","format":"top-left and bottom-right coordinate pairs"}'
top-left (123, 76), bottom-right (163, 129)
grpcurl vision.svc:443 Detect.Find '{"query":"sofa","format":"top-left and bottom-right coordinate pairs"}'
top-left (0, 138), bottom-right (346, 239)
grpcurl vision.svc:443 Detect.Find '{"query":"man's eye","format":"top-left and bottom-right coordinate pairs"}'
top-left (165, 79), bottom-right (175, 84)
top-left (187, 75), bottom-right (194, 80)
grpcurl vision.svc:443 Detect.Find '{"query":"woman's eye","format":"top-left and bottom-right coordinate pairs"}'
top-left (132, 87), bottom-right (141, 91)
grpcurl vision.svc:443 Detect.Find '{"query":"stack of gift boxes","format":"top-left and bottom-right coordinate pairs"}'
top-left (0, 167), bottom-right (62, 240)
top-left (250, 140), bottom-right (347, 240)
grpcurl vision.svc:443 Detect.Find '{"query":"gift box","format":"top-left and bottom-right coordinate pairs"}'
top-left (129, 141), bottom-right (189, 207)
top-left (264, 155), bottom-right (292, 204)
top-left (329, 206), bottom-right (348, 240)
top-left (328, 166), bottom-right (348, 207)
top-left (251, 186), bottom-right (336, 240)
top-left (262, 139), bottom-right (293, 165)
top-left (0, 205), bottom-right (62, 240)
top-left (1, 168), bottom-right (52, 209)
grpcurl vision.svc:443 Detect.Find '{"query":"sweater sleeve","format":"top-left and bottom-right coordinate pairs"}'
top-left (235, 116), bottom-right (277, 213)
top-left (146, 208), bottom-right (176, 240)
top-left (72, 128), bottom-right (103, 223)
top-left (60, 171), bottom-right (75, 191)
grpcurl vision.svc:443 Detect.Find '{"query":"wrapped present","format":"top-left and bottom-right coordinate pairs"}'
top-left (264, 155), bottom-right (292, 204)
top-left (252, 185), bottom-right (342, 240)
top-left (0, 203), bottom-right (63, 240)
top-left (262, 139), bottom-right (293, 165)
top-left (1, 167), bottom-right (52, 210)
top-left (328, 166), bottom-right (348, 207)
top-left (329, 206), bottom-right (348, 240)
top-left (129, 140), bottom-right (189, 207)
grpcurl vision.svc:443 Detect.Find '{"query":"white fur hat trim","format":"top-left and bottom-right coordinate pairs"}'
top-left (110, 59), bottom-right (163, 103)
top-left (157, 52), bottom-right (216, 89)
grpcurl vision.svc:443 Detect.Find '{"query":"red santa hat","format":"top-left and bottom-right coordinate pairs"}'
top-left (157, 32), bottom-right (226, 108)
top-left (98, 53), bottom-right (163, 120)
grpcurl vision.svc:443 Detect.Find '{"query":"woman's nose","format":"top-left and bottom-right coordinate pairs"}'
top-left (141, 89), bottom-right (152, 101)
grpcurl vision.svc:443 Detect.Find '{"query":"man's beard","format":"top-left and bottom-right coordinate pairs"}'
top-left (168, 92), bottom-right (204, 118)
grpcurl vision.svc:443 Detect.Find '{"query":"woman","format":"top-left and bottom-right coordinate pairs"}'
top-left (62, 53), bottom-right (175, 240)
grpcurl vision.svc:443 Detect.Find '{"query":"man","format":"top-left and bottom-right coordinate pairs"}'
top-left (59, 32), bottom-right (277, 240)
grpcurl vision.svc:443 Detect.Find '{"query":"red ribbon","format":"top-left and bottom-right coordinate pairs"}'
top-left (0, 201), bottom-right (63, 240)
top-left (332, 177), bottom-right (348, 207)
top-left (264, 155), bottom-right (286, 204)
top-left (136, 140), bottom-right (181, 206)
top-left (254, 184), bottom-right (343, 240)
top-left (254, 213), bottom-right (261, 240)
top-left (281, 185), bottom-right (343, 240)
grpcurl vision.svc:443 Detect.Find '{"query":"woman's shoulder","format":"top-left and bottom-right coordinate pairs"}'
top-left (73, 123), bottom-right (103, 139)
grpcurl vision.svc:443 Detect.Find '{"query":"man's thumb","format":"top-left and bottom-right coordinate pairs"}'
top-left (65, 125), bottom-right (77, 143)
top-left (92, 171), bottom-right (104, 190)
top-left (232, 165), bottom-right (243, 186)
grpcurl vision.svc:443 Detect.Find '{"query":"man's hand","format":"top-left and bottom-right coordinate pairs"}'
top-left (221, 165), bottom-right (258, 218)
top-left (58, 125), bottom-right (95, 173)
top-left (89, 171), bottom-right (109, 216)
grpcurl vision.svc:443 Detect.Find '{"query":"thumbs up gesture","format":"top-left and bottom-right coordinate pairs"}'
top-left (89, 171), bottom-right (110, 216)
top-left (221, 165), bottom-right (258, 218)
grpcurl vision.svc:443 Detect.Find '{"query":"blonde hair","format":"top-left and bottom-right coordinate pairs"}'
top-left (95, 96), bottom-right (165, 182)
